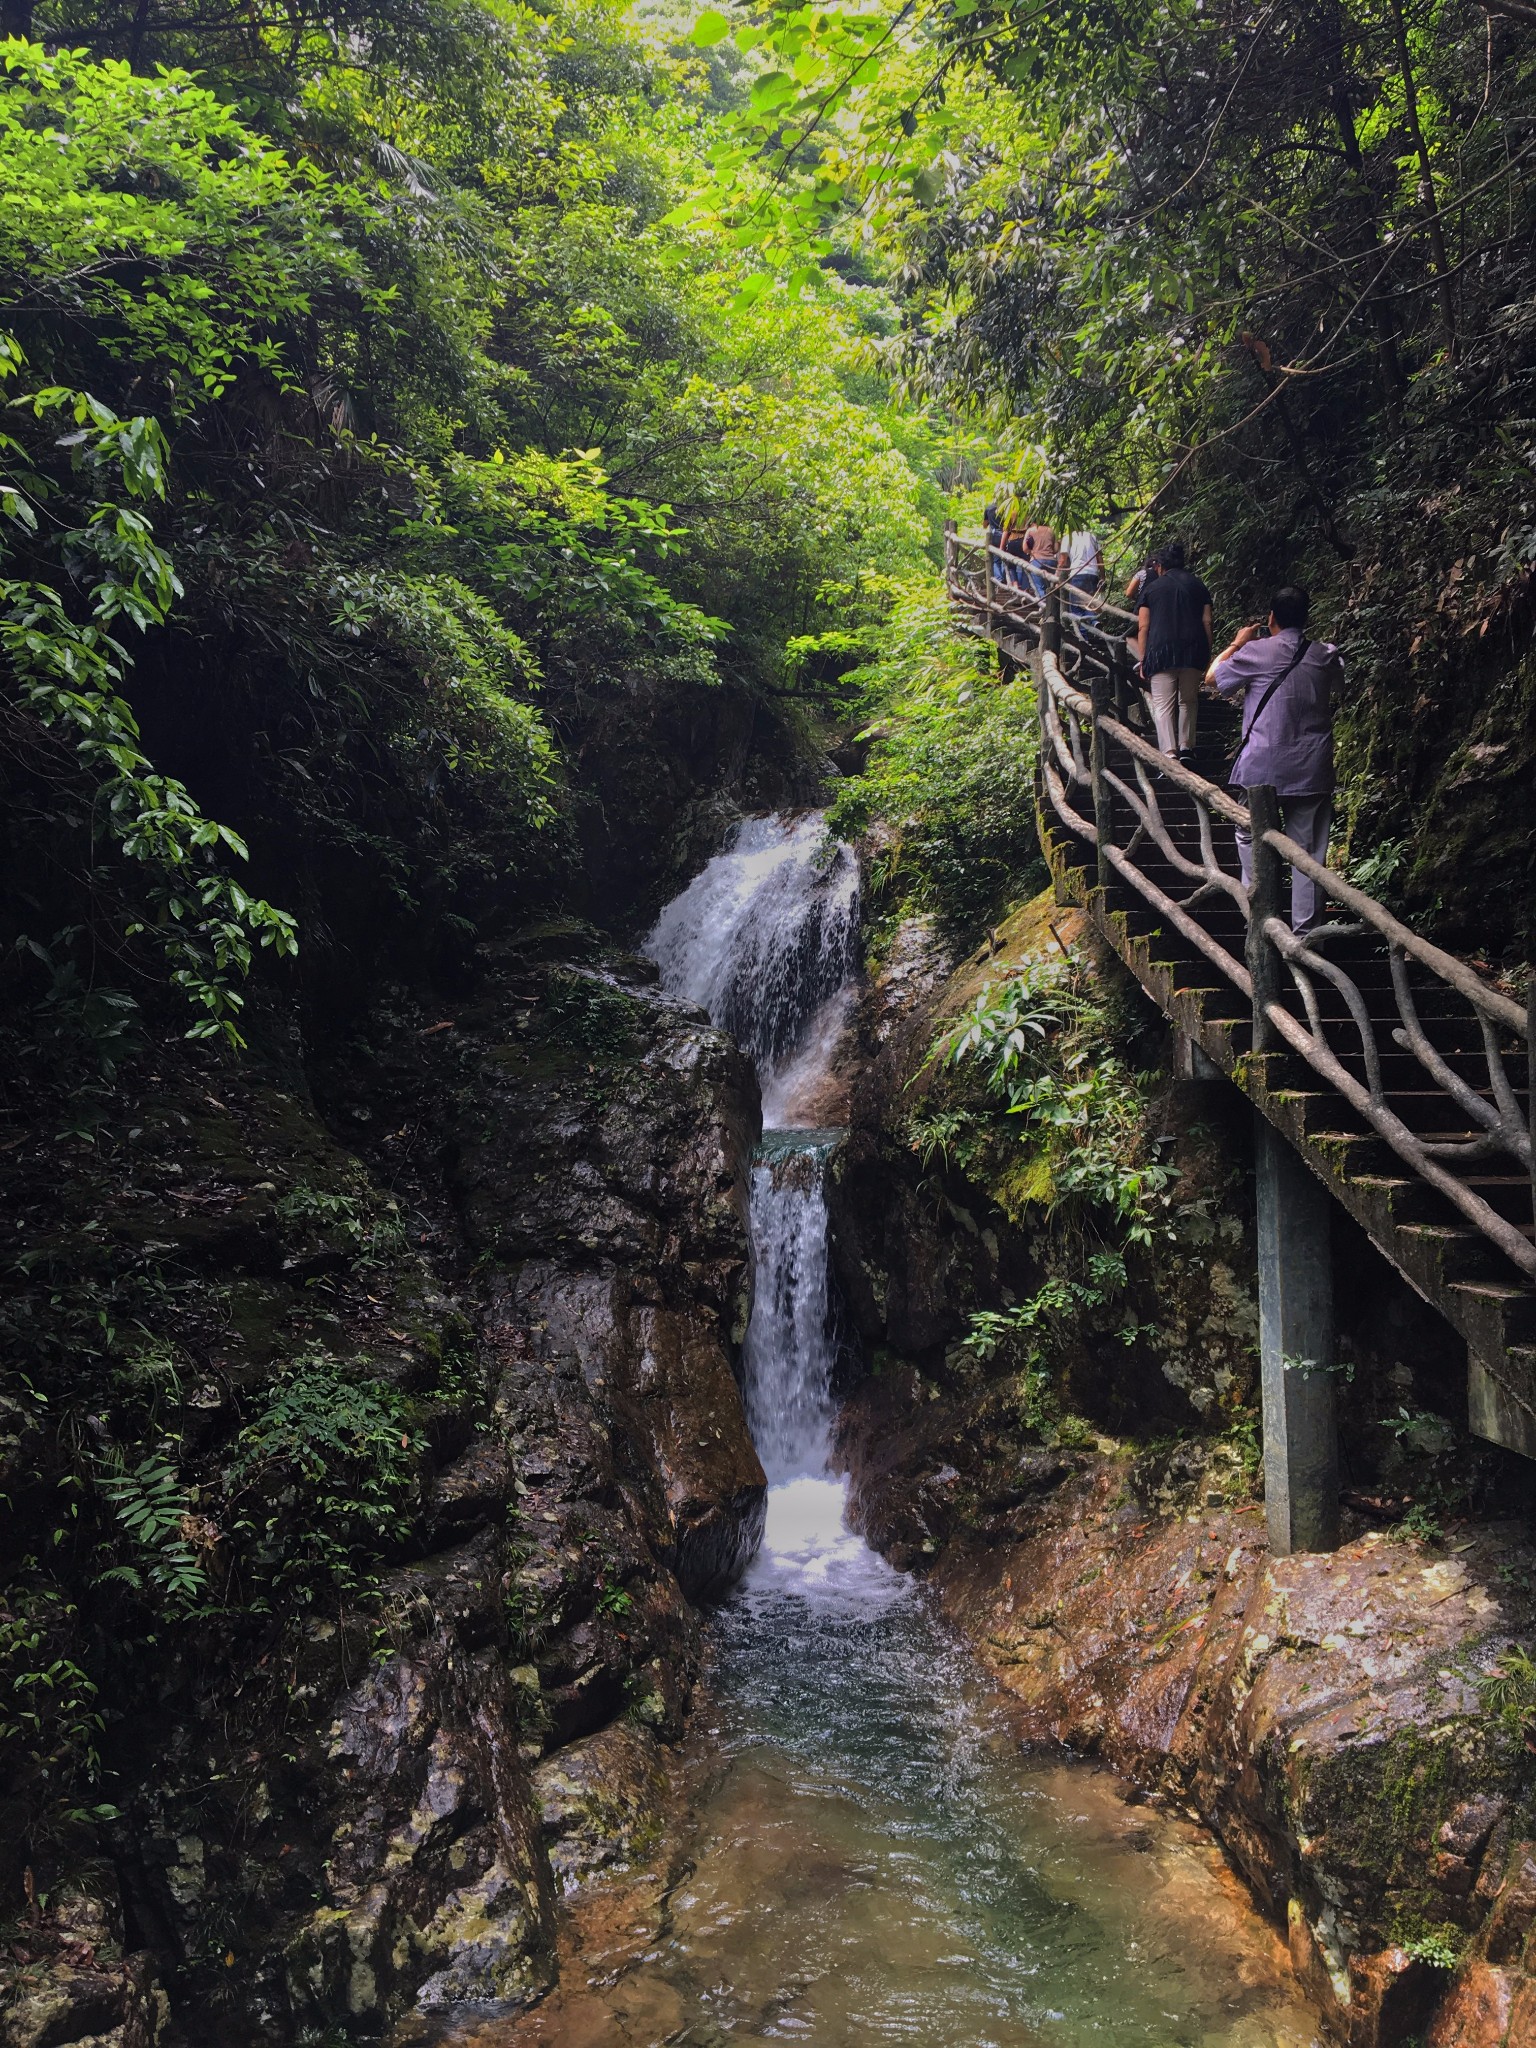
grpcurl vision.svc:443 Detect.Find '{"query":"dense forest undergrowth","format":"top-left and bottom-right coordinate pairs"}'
top-left (4, 0), bottom-right (1536, 2037)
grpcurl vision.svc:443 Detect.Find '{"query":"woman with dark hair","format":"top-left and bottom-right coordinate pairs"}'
top-left (1000, 500), bottom-right (1030, 588)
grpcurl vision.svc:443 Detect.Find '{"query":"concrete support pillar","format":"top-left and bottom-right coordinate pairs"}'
top-left (1256, 1114), bottom-right (1340, 1555)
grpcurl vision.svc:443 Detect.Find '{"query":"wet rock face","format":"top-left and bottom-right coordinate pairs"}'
top-left (531, 1722), bottom-right (669, 1892)
top-left (1, 945), bottom-right (765, 2044)
top-left (0, 1884), bottom-right (170, 2048)
top-left (826, 890), bottom-right (1262, 1434)
top-left (840, 1380), bottom-right (1536, 2047)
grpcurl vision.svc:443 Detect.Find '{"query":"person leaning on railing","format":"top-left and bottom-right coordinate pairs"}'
top-left (1206, 583), bottom-right (1340, 936)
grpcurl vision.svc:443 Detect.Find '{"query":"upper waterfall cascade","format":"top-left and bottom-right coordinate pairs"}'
top-left (645, 812), bottom-right (859, 1126)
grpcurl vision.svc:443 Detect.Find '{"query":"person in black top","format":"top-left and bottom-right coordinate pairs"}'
top-left (1136, 541), bottom-right (1214, 761)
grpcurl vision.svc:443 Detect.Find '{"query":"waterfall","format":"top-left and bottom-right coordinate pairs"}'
top-left (645, 812), bottom-right (858, 1527)
top-left (646, 813), bottom-right (859, 1108)
top-left (741, 1134), bottom-right (841, 1484)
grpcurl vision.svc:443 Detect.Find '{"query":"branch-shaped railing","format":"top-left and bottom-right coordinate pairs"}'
top-left (944, 526), bottom-right (1536, 1287)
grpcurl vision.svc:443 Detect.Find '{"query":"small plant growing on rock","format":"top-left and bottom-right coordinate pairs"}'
top-left (1475, 1646), bottom-right (1536, 1740)
top-left (961, 1267), bottom-right (1123, 1446)
top-left (96, 1450), bottom-right (209, 1609)
top-left (274, 1184), bottom-right (407, 1268)
top-left (223, 1353), bottom-right (419, 1602)
top-left (1395, 1923), bottom-right (1464, 1971)
top-left (546, 971), bottom-right (639, 1063)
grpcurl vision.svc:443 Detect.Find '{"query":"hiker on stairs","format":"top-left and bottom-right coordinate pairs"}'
top-left (1136, 540), bottom-right (1213, 763)
top-left (1207, 583), bottom-right (1341, 935)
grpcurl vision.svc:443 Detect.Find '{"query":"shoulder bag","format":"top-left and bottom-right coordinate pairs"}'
top-left (1225, 637), bottom-right (1310, 775)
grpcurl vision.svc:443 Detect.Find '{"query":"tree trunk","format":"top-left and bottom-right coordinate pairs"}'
top-left (1388, 0), bottom-right (1459, 356)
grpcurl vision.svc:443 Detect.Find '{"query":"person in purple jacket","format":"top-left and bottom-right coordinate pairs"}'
top-left (1206, 583), bottom-right (1341, 934)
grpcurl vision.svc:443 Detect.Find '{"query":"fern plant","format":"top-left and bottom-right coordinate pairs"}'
top-left (97, 1451), bottom-right (208, 1609)
top-left (1476, 1647), bottom-right (1536, 1734)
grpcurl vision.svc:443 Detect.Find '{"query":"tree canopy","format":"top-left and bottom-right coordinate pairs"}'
top-left (0, 0), bottom-right (949, 1059)
top-left (679, 0), bottom-right (1536, 945)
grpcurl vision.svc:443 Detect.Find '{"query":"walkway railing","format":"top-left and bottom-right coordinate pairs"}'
top-left (944, 524), bottom-right (1536, 1460)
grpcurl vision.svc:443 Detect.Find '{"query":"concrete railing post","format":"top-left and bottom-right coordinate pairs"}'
top-left (1088, 669), bottom-right (1115, 895)
top-left (1256, 1116), bottom-right (1341, 1555)
top-left (1244, 784), bottom-right (1340, 1554)
top-left (1245, 783), bottom-right (1285, 1058)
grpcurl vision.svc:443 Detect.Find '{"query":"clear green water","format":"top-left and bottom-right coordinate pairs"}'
top-left (470, 1476), bottom-right (1321, 2048)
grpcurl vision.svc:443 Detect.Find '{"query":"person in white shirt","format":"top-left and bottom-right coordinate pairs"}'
top-left (1058, 529), bottom-right (1103, 623)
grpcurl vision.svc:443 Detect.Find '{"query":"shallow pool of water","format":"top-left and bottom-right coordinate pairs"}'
top-left (459, 1476), bottom-right (1321, 2048)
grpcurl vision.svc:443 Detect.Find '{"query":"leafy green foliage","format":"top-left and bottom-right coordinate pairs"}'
top-left (1, 343), bottom-right (298, 1044)
top-left (827, 586), bottom-right (1043, 946)
top-left (1475, 1647), bottom-right (1536, 1737)
top-left (96, 1451), bottom-right (208, 1608)
top-left (224, 1355), bottom-right (418, 1603)
top-left (0, 42), bottom-right (367, 399)
top-left (0, 1581), bottom-right (110, 1831)
top-left (1398, 1926), bottom-right (1465, 1972)
top-left (935, 959), bottom-right (1178, 1245)
top-left (274, 1185), bottom-right (408, 1267)
top-left (962, 1260), bottom-right (1127, 1443)
top-left (546, 970), bottom-right (640, 1062)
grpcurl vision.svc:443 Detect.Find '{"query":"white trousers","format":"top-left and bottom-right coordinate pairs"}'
top-left (1146, 667), bottom-right (1202, 754)
top-left (1235, 791), bottom-right (1334, 933)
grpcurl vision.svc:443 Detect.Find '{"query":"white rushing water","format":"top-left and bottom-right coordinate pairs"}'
top-left (646, 812), bottom-right (859, 1107)
top-left (644, 809), bottom-right (886, 1605)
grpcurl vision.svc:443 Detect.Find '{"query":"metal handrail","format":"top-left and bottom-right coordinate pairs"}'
top-left (944, 526), bottom-right (1535, 1284)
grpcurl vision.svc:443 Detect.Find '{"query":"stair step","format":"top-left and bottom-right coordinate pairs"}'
top-left (1394, 1222), bottom-right (1508, 1282)
top-left (1448, 1282), bottom-right (1536, 1344)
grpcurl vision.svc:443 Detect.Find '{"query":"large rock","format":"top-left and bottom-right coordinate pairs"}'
top-left (2, 942), bottom-right (767, 2043)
